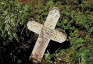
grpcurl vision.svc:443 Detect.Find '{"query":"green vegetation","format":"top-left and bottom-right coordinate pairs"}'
top-left (0, 0), bottom-right (93, 64)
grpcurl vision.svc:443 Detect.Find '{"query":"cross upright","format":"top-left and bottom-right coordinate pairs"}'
top-left (27, 7), bottom-right (66, 63)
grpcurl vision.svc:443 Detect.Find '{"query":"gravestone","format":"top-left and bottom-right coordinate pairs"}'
top-left (27, 7), bottom-right (67, 63)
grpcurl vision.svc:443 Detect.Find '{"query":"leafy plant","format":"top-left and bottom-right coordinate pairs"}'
top-left (0, 0), bottom-right (93, 64)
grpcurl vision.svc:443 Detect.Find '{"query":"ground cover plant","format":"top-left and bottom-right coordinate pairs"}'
top-left (0, 0), bottom-right (93, 64)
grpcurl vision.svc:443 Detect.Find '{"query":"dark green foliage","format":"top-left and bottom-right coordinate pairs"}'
top-left (0, 0), bottom-right (93, 64)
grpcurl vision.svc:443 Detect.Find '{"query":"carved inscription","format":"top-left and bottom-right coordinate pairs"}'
top-left (27, 8), bottom-right (67, 63)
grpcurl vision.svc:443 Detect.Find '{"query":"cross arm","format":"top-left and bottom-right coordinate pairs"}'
top-left (27, 21), bottom-right (43, 34)
top-left (51, 30), bottom-right (66, 43)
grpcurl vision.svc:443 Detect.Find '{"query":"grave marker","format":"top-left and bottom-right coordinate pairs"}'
top-left (27, 8), bottom-right (66, 63)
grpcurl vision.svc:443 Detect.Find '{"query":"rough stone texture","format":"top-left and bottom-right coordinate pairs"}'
top-left (51, 29), bottom-right (66, 43)
top-left (27, 21), bottom-right (43, 34)
top-left (44, 8), bottom-right (60, 29)
top-left (30, 26), bottom-right (52, 63)
top-left (27, 8), bottom-right (67, 63)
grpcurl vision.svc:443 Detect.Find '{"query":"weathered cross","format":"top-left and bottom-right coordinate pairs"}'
top-left (27, 8), bottom-right (66, 63)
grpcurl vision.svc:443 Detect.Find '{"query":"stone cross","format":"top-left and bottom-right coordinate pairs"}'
top-left (27, 8), bottom-right (66, 63)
